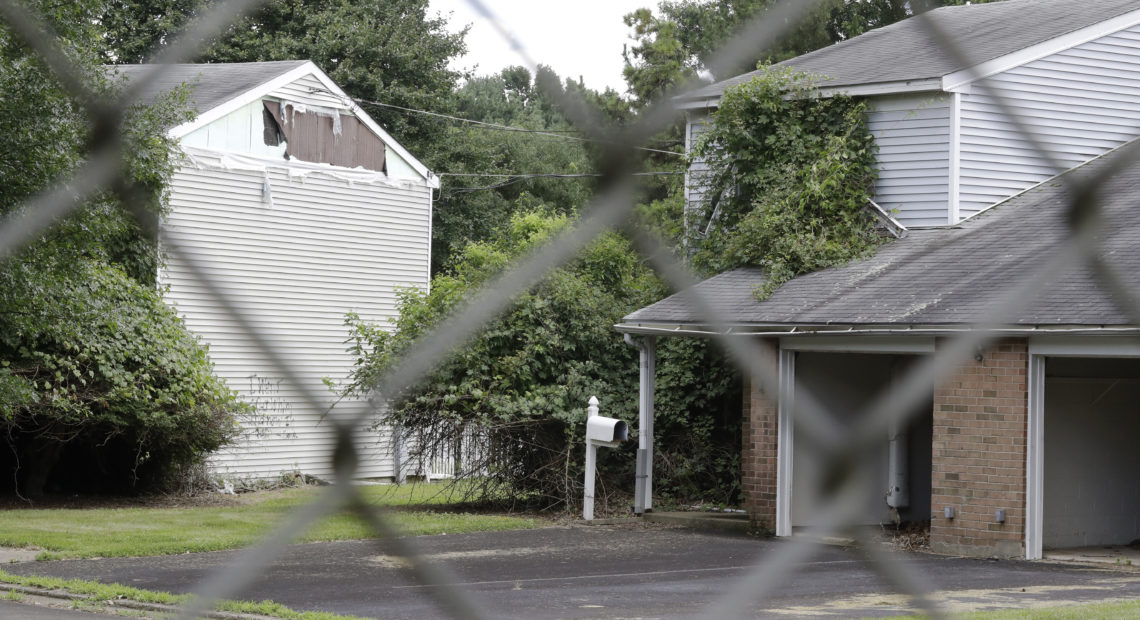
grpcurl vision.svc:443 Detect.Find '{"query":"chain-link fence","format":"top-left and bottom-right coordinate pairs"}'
top-left (3, 0), bottom-right (1139, 617)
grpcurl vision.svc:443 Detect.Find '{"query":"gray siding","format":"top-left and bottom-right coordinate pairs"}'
top-left (867, 93), bottom-right (952, 228)
top-left (160, 148), bottom-right (431, 480)
top-left (684, 113), bottom-right (713, 232)
top-left (959, 24), bottom-right (1140, 218)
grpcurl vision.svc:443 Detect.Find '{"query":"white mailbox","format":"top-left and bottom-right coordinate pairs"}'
top-left (583, 395), bottom-right (628, 521)
top-left (586, 416), bottom-right (628, 448)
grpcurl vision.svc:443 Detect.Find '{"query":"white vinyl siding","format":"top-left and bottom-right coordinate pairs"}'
top-left (684, 113), bottom-right (713, 232)
top-left (182, 100), bottom-right (288, 158)
top-left (867, 93), bottom-right (952, 228)
top-left (270, 73), bottom-right (346, 109)
top-left (958, 24), bottom-right (1140, 218)
top-left (160, 149), bottom-right (431, 480)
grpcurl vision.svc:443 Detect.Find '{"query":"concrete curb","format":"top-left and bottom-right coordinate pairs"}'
top-left (0, 583), bottom-right (279, 619)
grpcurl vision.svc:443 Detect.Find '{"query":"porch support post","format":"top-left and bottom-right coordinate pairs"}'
top-left (1026, 353), bottom-right (1045, 560)
top-left (626, 334), bottom-right (656, 514)
top-left (775, 347), bottom-right (795, 537)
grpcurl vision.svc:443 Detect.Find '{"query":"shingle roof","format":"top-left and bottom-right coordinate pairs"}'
top-left (622, 147), bottom-right (1140, 330)
top-left (110, 61), bottom-right (308, 113)
top-left (680, 0), bottom-right (1140, 104)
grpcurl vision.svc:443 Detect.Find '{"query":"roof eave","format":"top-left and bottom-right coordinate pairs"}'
top-left (614, 322), bottom-right (1140, 338)
top-left (676, 77), bottom-right (944, 110)
top-left (942, 6), bottom-right (1140, 92)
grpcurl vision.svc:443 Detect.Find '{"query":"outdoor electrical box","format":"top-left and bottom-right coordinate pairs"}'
top-left (586, 416), bottom-right (628, 448)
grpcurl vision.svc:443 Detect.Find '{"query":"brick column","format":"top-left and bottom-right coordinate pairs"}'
top-left (743, 338), bottom-right (779, 531)
top-left (930, 338), bottom-right (1028, 558)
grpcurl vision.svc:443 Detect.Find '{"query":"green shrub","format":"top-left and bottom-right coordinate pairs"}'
top-left (0, 257), bottom-right (242, 496)
top-left (344, 210), bottom-right (743, 509)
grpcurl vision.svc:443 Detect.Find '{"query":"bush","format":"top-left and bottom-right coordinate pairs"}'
top-left (0, 257), bottom-right (242, 496)
top-left (0, 0), bottom-right (232, 498)
top-left (345, 210), bottom-right (743, 510)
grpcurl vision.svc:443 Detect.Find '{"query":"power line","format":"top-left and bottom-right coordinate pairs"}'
top-left (352, 97), bottom-right (684, 157)
top-left (437, 171), bottom-right (682, 178)
top-left (441, 171), bottom-right (682, 196)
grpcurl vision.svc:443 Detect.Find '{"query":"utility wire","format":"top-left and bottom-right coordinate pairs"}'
top-left (437, 171), bottom-right (682, 178)
top-left (442, 171), bottom-right (682, 196)
top-left (351, 97), bottom-right (684, 157)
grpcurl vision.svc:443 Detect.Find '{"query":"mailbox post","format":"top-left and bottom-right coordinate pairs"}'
top-left (583, 395), bottom-right (627, 520)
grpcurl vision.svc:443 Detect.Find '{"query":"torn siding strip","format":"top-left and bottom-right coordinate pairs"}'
top-left (279, 99), bottom-right (343, 136)
top-left (178, 147), bottom-right (414, 190)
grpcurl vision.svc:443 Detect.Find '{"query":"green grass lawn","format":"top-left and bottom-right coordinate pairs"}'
top-left (0, 482), bottom-right (540, 560)
top-left (0, 569), bottom-right (371, 619)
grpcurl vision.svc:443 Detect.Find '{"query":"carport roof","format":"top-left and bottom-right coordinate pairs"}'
top-left (619, 147), bottom-right (1140, 335)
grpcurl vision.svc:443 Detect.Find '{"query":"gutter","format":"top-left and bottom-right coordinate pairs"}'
top-left (613, 323), bottom-right (1140, 338)
top-left (675, 77), bottom-right (945, 111)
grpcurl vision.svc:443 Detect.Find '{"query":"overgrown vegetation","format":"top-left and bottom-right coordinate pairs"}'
top-left (0, 0), bottom-right (240, 497)
top-left (344, 212), bottom-right (742, 510)
top-left (689, 65), bottom-right (883, 295)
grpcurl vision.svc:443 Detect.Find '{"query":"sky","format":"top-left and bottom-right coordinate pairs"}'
top-left (428, 0), bottom-right (650, 94)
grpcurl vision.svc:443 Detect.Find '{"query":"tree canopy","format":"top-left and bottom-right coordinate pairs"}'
top-left (425, 65), bottom-right (633, 270)
top-left (1, 0), bottom-right (242, 496)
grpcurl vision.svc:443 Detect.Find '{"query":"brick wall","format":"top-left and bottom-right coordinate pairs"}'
top-left (930, 338), bottom-right (1028, 558)
top-left (743, 338), bottom-right (779, 531)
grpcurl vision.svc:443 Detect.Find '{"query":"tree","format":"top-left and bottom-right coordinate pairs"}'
top-left (1, 0), bottom-right (242, 496)
top-left (99, 0), bottom-right (468, 153)
top-left (427, 66), bottom-right (612, 271)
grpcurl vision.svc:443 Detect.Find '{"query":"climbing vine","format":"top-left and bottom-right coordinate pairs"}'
top-left (689, 65), bottom-right (883, 296)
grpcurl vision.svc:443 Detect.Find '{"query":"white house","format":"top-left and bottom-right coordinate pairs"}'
top-left (623, 0), bottom-right (1140, 560)
top-left (679, 0), bottom-right (1140, 228)
top-left (116, 60), bottom-right (436, 481)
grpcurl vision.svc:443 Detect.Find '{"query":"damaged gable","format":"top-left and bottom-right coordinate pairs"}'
top-left (263, 100), bottom-right (386, 173)
top-left (131, 61), bottom-right (435, 184)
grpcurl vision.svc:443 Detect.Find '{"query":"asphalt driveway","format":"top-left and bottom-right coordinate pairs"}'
top-left (8, 524), bottom-right (1140, 618)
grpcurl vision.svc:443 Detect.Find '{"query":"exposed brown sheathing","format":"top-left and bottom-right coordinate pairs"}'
top-left (743, 338), bottom-right (779, 531)
top-left (930, 338), bottom-right (1028, 558)
top-left (276, 103), bottom-right (386, 173)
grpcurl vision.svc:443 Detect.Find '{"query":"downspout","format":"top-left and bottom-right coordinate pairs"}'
top-left (624, 333), bottom-right (656, 513)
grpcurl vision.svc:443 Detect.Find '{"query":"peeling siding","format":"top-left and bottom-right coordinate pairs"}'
top-left (160, 149), bottom-right (431, 479)
top-left (958, 24), bottom-right (1140, 219)
top-left (867, 93), bottom-right (952, 228)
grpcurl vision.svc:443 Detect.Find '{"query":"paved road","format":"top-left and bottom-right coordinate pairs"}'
top-left (8, 525), bottom-right (1140, 618)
